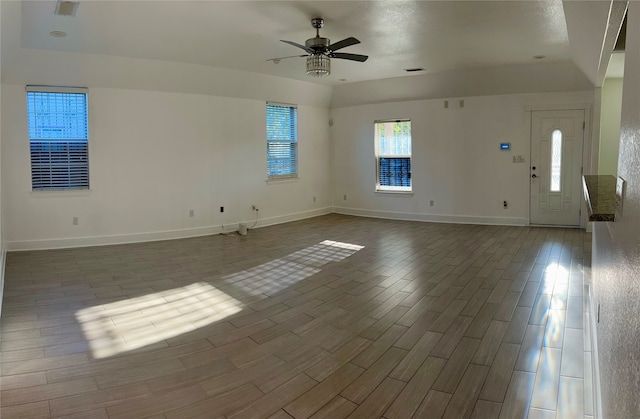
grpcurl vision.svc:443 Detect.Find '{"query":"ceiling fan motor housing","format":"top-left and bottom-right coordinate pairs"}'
top-left (305, 37), bottom-right (330, 52)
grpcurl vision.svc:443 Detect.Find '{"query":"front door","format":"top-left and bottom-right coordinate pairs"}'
top-left (530, 110), bottom-right (585, 226)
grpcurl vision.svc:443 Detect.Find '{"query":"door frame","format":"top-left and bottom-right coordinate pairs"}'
top-left (525, 103), bottom-right (593, 229)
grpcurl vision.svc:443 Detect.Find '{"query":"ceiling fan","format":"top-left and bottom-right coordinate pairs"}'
top-left (267, 18), bottom-right (369, 77)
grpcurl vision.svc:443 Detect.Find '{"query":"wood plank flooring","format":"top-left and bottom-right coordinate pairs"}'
top-left (0, 214), bottom-right (594, 419)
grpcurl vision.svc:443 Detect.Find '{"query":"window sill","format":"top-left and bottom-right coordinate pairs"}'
top-left (30, 189), bottom-right (92, 198)
top-left (265, 177), bottom-right (299, 185)
top-left (375, 190), bottom-right (413, 196)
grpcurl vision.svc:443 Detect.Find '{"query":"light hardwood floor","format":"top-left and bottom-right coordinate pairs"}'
top-left (0, 214), bottom-right (594, 419)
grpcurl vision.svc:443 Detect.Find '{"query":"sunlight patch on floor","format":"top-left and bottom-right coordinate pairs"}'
top-left (544, 263), bottom-right (569, 283)
top-left (75, 282), bottom-right (243, 359)
top-left (222, 239), bottom-right (365, 297)
top-left (75, 239), bottom-right (364, 359)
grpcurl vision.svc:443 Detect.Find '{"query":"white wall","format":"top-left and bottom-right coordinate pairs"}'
top-left (592, 4), bottom-right (640, 418)
top-left (331, 91), bottom-right (594, 225)
top-left (1, 84), bottom-right (331, 250)
top-left (598, 77), bottom-right (623, 175)
top-left (0, 2), bottom-right (4, 315)
top-left (0, 0), bottom-right (598, 252)
top-left (0, 13), bottom-right (335, 251)
top-left (1, 48), bottom-right (332, 109)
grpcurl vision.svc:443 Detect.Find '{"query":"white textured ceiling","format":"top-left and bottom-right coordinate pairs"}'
top-left (18, 0), bottom-right (574, 85)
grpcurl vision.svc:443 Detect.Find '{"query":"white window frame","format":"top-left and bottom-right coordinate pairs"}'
top-left (26, 86), bottom-right (90, 191)
top-left (550, 128), bottom-right (563, 193)
top-left (374, 119), bottom-right (412, 193)
top-left (266, 102), bottom-right (298, 180)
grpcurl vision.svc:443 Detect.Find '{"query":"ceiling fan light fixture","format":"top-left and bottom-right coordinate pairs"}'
top-left (306, 54), bottom-right (330, 77)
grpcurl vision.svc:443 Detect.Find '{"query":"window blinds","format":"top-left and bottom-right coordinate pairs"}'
top-left (266, 103), bottom-right (298, 178)
top-left (379, 157), bottom-right (411, 187)
top-left (375, 120), bottom-right (412, 190)
top-left (26, 89), bottom-right (89, 190)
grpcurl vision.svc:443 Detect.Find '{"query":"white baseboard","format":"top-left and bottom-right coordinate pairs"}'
top-left (4, 205), bottom-right (524, 251)
top-left (332, 206), bottom-right (528, 226)
top-left (249, 207), bottom-right (332, 230)
top-left (5, 207), bottom-right (332, 251)
top-left (6, 226), bottom-right (221, 251)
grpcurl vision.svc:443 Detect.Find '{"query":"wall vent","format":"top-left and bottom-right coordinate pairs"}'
top-left (55, 1), bottom-right (79, 17)
top-left (404, 68), bottom-right (426, 72)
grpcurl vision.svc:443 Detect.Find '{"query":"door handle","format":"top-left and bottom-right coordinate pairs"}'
top-left (532, 174), bottom-right (538, 178)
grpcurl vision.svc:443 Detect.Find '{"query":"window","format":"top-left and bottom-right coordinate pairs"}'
top-left (266, 103), bottom-right (297, 179)
top-left (26, 87), bottom-right (89, 190)
top-left (375, 120), bottom-right (412, 192)
top-left (550, 129), bottom-right (562, 192)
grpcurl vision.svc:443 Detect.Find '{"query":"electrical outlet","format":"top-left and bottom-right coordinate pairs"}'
top-left (313, 196), bottom-right (316, 203)
top-left (72, 216), bottom-right (78, 225)
top-left (343, 194), bottom-right (347, 201)
top-left (189, 210), bottom-right (194, 217)
top-left (430, 200), bottom-right (434, 207)
top-left (220, 206), bottom-right (224, 213)
top-left (503, 200), bottom-right (508, 209)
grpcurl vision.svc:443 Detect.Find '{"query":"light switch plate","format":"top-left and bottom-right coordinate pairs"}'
top-left (616, 176), bottom-right (626, 218)
top-left (512, 155), bottom-right (525, 163)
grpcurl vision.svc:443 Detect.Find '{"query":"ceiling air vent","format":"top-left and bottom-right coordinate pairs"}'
top-left (55, 1), bottom-right (79, 17)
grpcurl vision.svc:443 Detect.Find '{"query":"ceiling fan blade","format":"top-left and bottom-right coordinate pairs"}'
top-left (331, 52), bottom-right (369, 62)
top-left (266, 54), bottom-right (308, 62)
top-left (328, 37), bottom-right (360, 52)
top-left (280, 40), bottom-right (314, 54)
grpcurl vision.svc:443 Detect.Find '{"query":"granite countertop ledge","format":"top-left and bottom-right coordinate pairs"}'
top-left (583, 175), bottom-right (617, 222)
